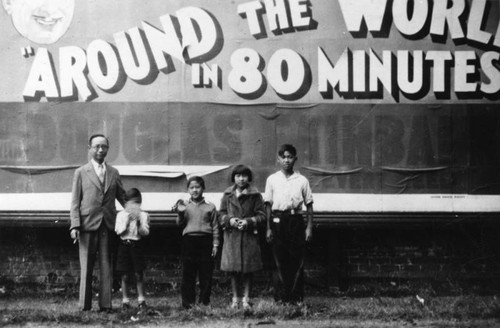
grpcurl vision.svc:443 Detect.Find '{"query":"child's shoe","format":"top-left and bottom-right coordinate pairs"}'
top-left (230, 297), bottom-right (239, 309)
top-left (242, 297), bottom-right (251, 310)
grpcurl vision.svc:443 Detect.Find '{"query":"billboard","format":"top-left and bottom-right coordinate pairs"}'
top-left (1, 0), bottom-right (500, 215)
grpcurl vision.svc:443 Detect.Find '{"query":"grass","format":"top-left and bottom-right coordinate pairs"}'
top-left (1, 281), bottom-right (500, 326)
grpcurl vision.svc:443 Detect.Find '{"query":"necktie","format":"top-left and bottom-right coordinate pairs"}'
top-left (97, 164), bottom-right (105, 184)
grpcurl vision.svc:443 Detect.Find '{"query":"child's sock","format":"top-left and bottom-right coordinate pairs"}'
top-left (138, 296), bottom-right (146, 303)
top-left (231, 297), bottom-right (239, 309)
top-left (122, 297), bottom-right (130, 304)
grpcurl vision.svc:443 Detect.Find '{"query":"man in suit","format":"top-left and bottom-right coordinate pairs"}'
top-left (70, 134), bottom-right (126, 312)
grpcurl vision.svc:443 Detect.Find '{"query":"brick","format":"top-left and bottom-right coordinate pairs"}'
top-left (348, 257), bottom-right (369, 265)
top-left (419, 264), bottom-right (442, 273)
top-left (368, 257), bottom-right (391, 265)
top-left (392, 257), bottom-right (407, 265)
top-left (412, 257), bottom-right (444, 265)
top-left (379, 264), bottom-right (396, 273)
top-left (357, 264), bottom-right (370, 273)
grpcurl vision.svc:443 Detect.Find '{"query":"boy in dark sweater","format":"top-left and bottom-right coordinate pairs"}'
top-left (174, 176), bottom-right (220, 309)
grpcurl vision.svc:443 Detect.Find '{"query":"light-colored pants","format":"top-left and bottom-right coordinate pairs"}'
top-left (78, 223), bottom-right (112, 310)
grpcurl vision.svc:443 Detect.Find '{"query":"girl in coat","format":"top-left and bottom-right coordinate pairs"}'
top-left (219, 164), bottom-right (266, 309)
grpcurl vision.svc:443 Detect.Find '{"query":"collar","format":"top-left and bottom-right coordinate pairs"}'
top-left (188, 197), bottom-right (206, 205)
top-left (278, 170), bottom-right (298, 180)
top-left (235, 188), bottom-right (248, 198)
top-left (223, 184), bottom-right (260, 196)
top-left (91, 159), bottom-right (106, 172)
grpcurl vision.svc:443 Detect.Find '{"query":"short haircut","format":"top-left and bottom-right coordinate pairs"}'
top-left (187, 176), bottom-right (205, 189)
top-left (125, 188), bottom-right (142, 203)
top-left (278, 144), bottom-right (297, 157)
top-left (231, 164), bottom-right (253, 182)
top-left (88, 134), bottom-right (109, 146)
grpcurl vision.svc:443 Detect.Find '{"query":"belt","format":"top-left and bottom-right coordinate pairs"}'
top-left (121, 239), bottom-right (139, 246)
top-left (273, 209), bottom-right (302, 215)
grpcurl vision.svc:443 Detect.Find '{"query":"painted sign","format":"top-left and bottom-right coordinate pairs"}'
top-left (0, 0), bottom-right (500, 214)
top-left (0, 0), bottom-right (498, 103)
top-left (1, 103), bottom-right (500, 212)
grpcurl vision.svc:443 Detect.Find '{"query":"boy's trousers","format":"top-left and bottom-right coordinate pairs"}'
top-left (181, 235), bottom-right (214, 308)
top-left (271, 213), bottom-right (305, 304)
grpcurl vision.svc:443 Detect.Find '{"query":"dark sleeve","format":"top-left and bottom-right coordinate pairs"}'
top-left (219, 193), bottom-right (232, 229)
top-left (115, 171), bottom-right (126, 207)
top-left (245, 194), bottom-right (266, 229)
top-left (176, 211), bottom-right (186, 228)
top-left (211, 207), bottom-right (220, 246)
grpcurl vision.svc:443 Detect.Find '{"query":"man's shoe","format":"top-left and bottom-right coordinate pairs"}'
top-left (99, 307), bottom-right (114, 314)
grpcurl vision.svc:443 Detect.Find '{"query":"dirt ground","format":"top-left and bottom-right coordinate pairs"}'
top-left (1, 282), bottom-right (500, 327)
top-left (6, 319), bottom-right (500, 328)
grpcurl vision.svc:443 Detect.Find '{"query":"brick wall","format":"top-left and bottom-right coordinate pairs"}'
top-left (1, 221), bottom-right (499, 290)
top-left (0, 227), bottom-right (80, 285)
top-left (339, 224), bottom-right (500, 280)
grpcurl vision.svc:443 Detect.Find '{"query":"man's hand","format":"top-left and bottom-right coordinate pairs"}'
top-left (211, 245), bottom-right (218, 257)
top-left (70, 229), bottom-right (79, 244)
top-left (266, 228), bottom-right (273, 243)
top-left (305, 225), bottom-right (313, 242)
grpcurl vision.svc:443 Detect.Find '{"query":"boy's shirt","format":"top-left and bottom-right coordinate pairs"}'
top-left (177, 198), bottom-right (220, 246)
top-left (263, 171), bottom-right (313, 212)
top-left (115, 210), bottom-right (150, 241)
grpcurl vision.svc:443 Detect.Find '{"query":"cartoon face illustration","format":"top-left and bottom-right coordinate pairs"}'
top-left (2, 0), bottom-right (75, 44)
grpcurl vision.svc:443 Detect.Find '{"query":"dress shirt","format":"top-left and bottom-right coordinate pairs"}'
top-left (91, 159), bottom-right (106, 183)
top-left (263, 170), bottom-right (313, 212)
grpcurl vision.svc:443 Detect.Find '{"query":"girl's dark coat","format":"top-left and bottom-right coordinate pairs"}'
top-left (219, 185), bottom-right (266, 273)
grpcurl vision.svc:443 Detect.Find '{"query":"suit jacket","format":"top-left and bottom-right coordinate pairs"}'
top-left (70, 162), bottom-right (126, 232)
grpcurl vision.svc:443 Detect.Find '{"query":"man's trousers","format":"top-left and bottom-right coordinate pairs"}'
top-left (78, 223), bottom-right (113, 310)
top-left (271, 214), bottom-right (305, 304)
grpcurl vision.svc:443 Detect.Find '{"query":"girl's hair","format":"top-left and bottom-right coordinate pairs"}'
top-left (231, 164), bottom-right (253, 182)
top-left (187, 176), bottom-right (205, 189)
top-left (125, 188), bottom-right (142, 203)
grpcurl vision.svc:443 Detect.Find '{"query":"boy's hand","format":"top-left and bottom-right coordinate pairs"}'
top-left (177, 202), bottom-right (186, 212)
top-left (305, 225), bottom-right (313, 242)
top-left (172, 200), bottom-right (186, 212)
top-left (266, 228), bottom-right (273, 243)
top-left (211, 245), bottom-right (218, 257)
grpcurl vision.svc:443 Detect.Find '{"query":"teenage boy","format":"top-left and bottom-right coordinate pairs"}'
top-left (264, 144), bottom-right (313, 305)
